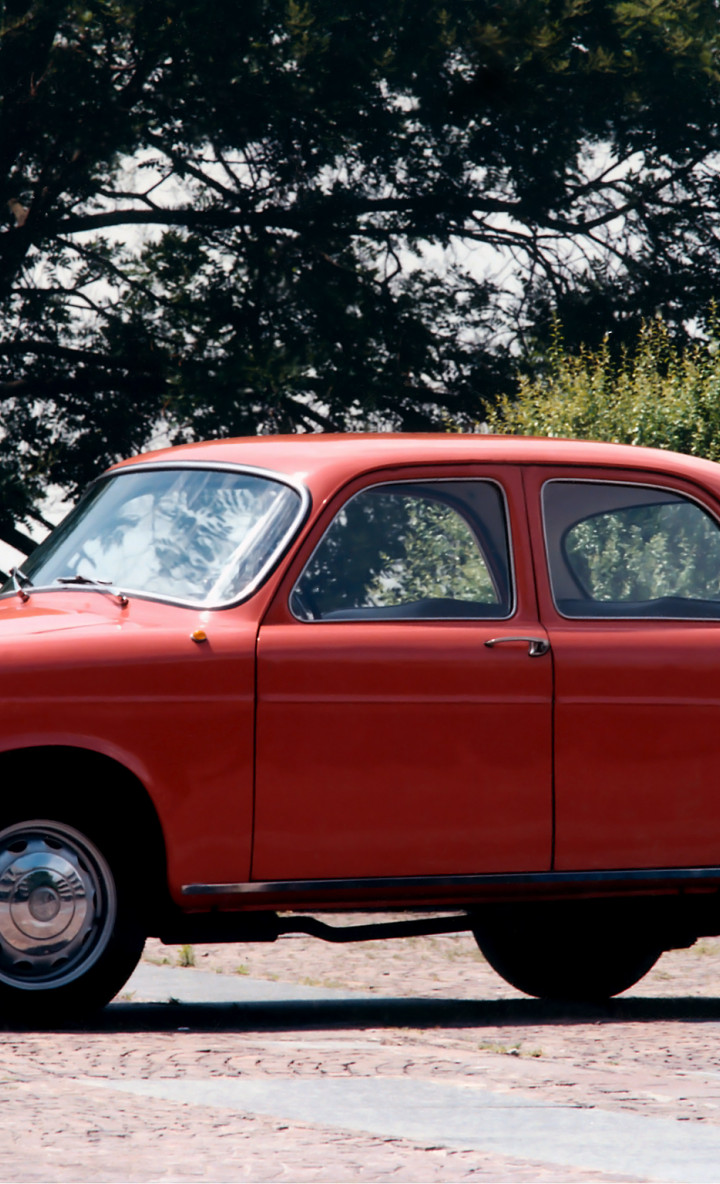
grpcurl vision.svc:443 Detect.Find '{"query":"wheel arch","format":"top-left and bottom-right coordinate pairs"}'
top-left (0, 744), bottom-right (171, 929)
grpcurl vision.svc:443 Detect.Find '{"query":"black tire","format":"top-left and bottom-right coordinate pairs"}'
top-left (0, 817), bottom-right (145, 1021)
top-left (471, 901), bottom-right (662, 1002)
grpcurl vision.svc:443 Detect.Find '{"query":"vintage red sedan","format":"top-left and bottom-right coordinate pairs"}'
top-left (3, 432), bottom-right (720, 1016)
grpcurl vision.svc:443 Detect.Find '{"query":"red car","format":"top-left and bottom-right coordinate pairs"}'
top-left (3, 432), bottom-right (720, 1016)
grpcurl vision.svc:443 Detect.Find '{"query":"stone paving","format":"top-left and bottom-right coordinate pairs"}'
top-left (2, 921), bottom-right (720, 1181)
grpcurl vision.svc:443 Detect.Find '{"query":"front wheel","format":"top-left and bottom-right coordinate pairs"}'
top-left (0, 819), bottom-right (145, 1020)
top-left (471, 901), bottom-right (662, 1002)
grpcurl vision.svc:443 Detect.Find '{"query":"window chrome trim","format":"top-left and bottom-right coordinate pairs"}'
top-left (541, 477), bottom-right (720, 622)
top-left (289, 477), bottom-right (517, 624)
top-left (4, 460), bottom-right (311, 612)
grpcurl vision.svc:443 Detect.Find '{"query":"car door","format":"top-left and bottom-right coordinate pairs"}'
top-left (525, 465), bottom-right (720, 871)
top-left (252, 466), bottom-right (553, 881)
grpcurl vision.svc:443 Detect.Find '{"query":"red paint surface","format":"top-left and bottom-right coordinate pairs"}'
top-left (254, 462), bottom-right (551, 879)
top-left (524, 464), bottom-right (720, 872)
top-left (254, 619), bottom-right (552, 878)
top-left (4, 436), bottom-right (720, 911)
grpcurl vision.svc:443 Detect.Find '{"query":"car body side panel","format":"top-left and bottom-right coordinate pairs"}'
top-left (7, 439), bottom-right (720, 920)
top-left (0, 594), bottom-right (258, 902)
top-left (546, 623), bottom-right (720, 869)
top-left (253, 464), bottom-right (553, 880)
top-left (254, 620), bottom-right (552, 878)
top-left (524, 464), bottom-right (720, 871)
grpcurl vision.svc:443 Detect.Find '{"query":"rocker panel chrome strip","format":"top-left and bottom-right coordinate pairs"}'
top-left (182, 866), bottom-right (720, 896)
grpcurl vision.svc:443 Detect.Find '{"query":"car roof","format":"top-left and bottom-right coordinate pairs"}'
top-left (111, 433), bottom-right (720, 499)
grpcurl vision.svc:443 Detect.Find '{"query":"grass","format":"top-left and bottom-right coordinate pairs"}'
top-left (478, 1040), bottom-right (542, 1058)
top-left (177, 944), bottom-right (196, 968)
top-left (299, 975), bottom-right (348, 989)
top-left (692, 939), bottom-right (720, 957)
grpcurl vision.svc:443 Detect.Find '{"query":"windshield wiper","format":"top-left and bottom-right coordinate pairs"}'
top-left (55, 574), bottom-right (129, 608)
top-left (9, 567), bottom-right (33, 602)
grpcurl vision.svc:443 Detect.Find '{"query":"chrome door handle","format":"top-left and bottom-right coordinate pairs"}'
top-left (485, 636), bottom-right (550, 657)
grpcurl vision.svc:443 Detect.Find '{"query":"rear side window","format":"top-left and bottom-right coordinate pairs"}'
top-left (291, 480), bottom-right (512, 620)
top-left (543, 480), bottom-right (720, 618)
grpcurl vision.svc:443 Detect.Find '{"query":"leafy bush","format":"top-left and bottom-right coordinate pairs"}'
top-left (563, 502), bottom-right (720, 603)
top-left (490, 319), bottom-right (720, 461)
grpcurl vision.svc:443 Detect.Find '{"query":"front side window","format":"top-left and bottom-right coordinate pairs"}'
top-left (291, 480), bottom-right (512, 620)
top-left (8, 466), bottom-right (305, 607)
top-left (543, 480), bottom-right (720, 618)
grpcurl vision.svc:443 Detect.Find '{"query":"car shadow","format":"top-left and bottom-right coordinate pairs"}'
top-left (6, 993), bottom-right (720, 1034)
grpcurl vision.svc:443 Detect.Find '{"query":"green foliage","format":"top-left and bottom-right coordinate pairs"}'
top-left (364, 502), bottom-right (495, 610)
top-left (565, 502), bottom-right (720, 601)
top-left (2, 2), bottom-right (720, 544)
top-left (366, 501), bottom-right (496, 606)
top-left (295, 487), bottom-right (500, 616)
top-left (490, 318), bottom-right (720, 462)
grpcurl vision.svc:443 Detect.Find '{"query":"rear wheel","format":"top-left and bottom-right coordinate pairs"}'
top-left (0, 818), bottom-right (145, 1019)
top-left (471, 901), bottom-right (662, 1002)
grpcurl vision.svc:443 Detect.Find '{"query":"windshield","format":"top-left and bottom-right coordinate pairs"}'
top-left (7, 466), bottom-right (305, 607)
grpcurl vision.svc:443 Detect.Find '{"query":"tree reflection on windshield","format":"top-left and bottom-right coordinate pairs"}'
top-left (13, 467), bottom-right (304, 606)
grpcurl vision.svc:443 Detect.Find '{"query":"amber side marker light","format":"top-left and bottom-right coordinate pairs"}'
top-left (190, 629), bottom-right (208, 643)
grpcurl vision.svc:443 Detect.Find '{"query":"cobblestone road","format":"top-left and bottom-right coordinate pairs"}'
top-left (3, 922), bottom-right (720, 1181)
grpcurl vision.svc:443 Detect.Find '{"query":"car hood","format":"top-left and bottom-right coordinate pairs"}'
top-left (0, 598), bottom-right (118, 638)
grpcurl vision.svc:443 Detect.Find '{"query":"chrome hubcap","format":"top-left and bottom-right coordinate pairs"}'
top-left (0, 822), bottom-right (116, 990)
